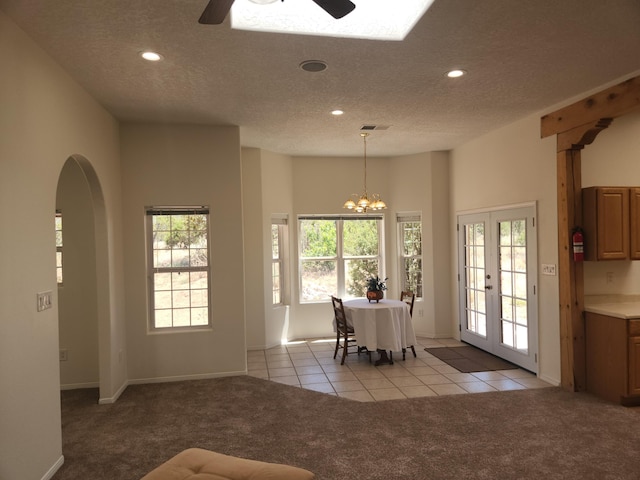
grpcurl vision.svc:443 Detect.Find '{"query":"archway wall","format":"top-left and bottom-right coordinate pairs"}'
top-left (0, 11), bottom-right (126, 480)
top-left (56, 159), bottom-right (99, 388)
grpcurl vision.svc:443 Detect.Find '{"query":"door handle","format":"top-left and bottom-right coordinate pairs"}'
top-left (485, 285), bottom-right (493, 290)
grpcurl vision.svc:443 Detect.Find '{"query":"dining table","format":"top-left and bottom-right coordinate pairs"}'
top-left (342, 298), bottom-right (417, 365)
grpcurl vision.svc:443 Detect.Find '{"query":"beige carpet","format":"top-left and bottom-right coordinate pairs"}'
top-left (54, 375), bottom-right (640, 480)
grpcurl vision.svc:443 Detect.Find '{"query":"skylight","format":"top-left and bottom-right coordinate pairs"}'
top-left (230, 0), bottom-right (435, 41)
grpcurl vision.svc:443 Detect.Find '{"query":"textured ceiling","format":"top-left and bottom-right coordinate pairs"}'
top-left (1, 0), bottom-right (640, 156)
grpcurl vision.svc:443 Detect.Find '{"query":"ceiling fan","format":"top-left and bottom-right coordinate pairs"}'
top-left (199, 0), bottom-right (356, 25)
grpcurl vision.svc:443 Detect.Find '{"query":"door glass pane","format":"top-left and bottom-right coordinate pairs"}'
top-left (498, 219), bottom-right (528, 353)
top-left (463, 223), bottom-right (487, 338)
top-left (501, 320), bottom-right (514, 347)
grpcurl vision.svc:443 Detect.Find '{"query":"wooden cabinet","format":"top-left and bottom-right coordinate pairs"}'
top-left (585, 312), bottom-right (640, 405)
top-left (630, 187), bottom-right (640, 259)
top-left (582, 186), bottom-right (640, 261)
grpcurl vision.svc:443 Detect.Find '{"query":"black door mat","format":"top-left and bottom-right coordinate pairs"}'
top-left (424, 345), bottom-right (519, 373)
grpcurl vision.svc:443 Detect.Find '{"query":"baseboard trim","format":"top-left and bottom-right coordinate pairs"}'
top-left (128, 370), bottom-right (247, 386)
top-left (60, 381), bottom-right (99, 391)
top-left (414, 332), bottom-right (453, 339)
top-left (538, 372), bottom-right (560, 386)
top-left (41, 455), bottom-right (64, 480)
top-left (98, 380), bottom-right (128, 405)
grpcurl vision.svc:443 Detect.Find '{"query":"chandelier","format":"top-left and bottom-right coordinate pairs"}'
top-left (343, 133), bottom-right (387, 213)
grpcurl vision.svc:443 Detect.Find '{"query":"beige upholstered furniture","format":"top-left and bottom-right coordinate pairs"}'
top-left (141, 448), bottom-right (315, 480)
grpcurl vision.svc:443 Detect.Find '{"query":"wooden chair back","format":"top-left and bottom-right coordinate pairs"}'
top-left (400, 291), bottom-right (415, 317)
top-left (331, 296), bottom-right (349, 334)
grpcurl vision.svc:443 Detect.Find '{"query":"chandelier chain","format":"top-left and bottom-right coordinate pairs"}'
top-left (343, 132), bottom-right (387, 213)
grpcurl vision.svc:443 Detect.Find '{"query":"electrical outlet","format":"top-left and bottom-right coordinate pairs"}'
top-left (606, 272), bottom-right (615, 284)
top-left (59, 349), bottom-right (68, 362)
top-left (37, 291), bottom-right (53, 311)
top-left (541, 264), bottom-right (556, 276)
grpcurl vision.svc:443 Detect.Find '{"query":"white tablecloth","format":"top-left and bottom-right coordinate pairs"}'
top-left (343, 298), bottom-right (417, 352)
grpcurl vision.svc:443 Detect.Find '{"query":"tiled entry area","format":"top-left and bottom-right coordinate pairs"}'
top-left (247, 337), bottom-right (552, 402)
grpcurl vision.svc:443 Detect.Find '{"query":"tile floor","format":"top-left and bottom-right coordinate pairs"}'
top-left (247, 336), bottom-right (553, 402)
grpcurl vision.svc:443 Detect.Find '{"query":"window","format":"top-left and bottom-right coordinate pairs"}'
top-left (271, 216), bottom-right (289, 305)
top-left (55, 210), bottom-right (63, 285)
top-left (398, 213), bottom-right (422, 298)
top-left (146, 207), bottom-right (211, 329)
top-left (298, 215), bottom-right (384, 303)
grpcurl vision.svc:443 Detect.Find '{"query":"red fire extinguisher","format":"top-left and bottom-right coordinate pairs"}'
top-left (572, 227), bottom-right (584, 262)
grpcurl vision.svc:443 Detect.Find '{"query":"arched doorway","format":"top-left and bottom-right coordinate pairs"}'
top-left (56, 155), bottom-right (112, 402)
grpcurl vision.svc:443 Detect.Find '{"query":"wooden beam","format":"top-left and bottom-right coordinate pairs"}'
top-left (557, 149), bottom-right (585, 391)
top-left (556, 118), bottom-right (613, 152)
top-left (541, 75), bottom-right (640, 138)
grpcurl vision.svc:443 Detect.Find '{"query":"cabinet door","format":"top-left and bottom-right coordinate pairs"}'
top-left (629, 335), bottom-right (640, 396)
top-left (630, 188), bottom-right (640, 260)
top-left (598, 187), bottom-right (629, 259)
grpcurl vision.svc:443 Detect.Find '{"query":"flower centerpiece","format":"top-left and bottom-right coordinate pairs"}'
top-left (366, 276), bottom-right (388, 303)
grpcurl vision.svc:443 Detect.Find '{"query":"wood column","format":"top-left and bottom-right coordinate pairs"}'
top-left (556, 148), bottom-right (584, 390)
top-left (542, 74), bottom-right (639, 391)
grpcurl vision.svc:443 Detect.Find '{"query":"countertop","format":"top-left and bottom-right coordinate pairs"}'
top-left (584, 298), bottom-right (640, 319)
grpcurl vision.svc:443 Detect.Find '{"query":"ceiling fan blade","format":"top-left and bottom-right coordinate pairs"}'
top-left (199, 0), bottom-right (235, 25)
top-left (311, 0), bottom-right (356, 19)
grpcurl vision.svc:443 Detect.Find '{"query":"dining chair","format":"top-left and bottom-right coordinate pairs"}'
top-left (331, 296), bottom-right (368, 365)
top-left (400, 291), bottom-right (417, 360)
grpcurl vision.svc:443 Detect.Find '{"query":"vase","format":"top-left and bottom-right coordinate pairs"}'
top-left (366, 290), bottom-right (383, 303)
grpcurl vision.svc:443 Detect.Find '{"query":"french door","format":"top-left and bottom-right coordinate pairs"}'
top-left (457, 206), bottom-right (538, 372)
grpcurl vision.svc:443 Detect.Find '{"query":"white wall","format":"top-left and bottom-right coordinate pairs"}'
top-left (289, 155), bottom-right (392, 339)
top-left (121, 124), bottom-right (247, 382)
top-left (242, 147), bottom-right (267, 349)
top-left (388, 151), bottom-right (452, 338)
top-left (259, 150), bottom-right (294, 346)
top-left (0, 11), bottom-right (125, 480)
top-left (450, 114), bottom-right (560, 384)
top-left (582, 110), bottom-right (640, 295)
top-left (242, 147), bottom-right (295, 349)
top-left (57, 159), bottom-right (99, 389)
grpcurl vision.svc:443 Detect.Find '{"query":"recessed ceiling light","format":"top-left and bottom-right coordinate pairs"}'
top-left (300, 60), bottom-right (328, 72)
top-left (331, 110), bottom-right (344, 116)
top-left (231, 0), bottom-right (436, 41)
top-left (140, 51), bottom-right (163, 62)
top-left (446, 69), bottom-right (466, 78)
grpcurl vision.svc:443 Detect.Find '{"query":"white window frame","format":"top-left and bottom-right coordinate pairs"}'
top-left (145, 206), bottom-right (212, 331)
top-left (397, 213), bottom-right (422, 298)
top-left (55, 210), bottom-right (63, 285)
top-left (298, 214), bottom-right (385, 303)
top-left (271, 215), bottom-right (289, 306)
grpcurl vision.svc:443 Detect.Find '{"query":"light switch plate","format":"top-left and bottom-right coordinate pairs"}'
top-left (37, 291), bottom-right (53, 311)
top-left (541, 264), bottom-right (556, 276)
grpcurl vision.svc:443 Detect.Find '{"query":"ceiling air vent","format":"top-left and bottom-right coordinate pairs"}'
top-left (360, 125), bottom-right (391, 131)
